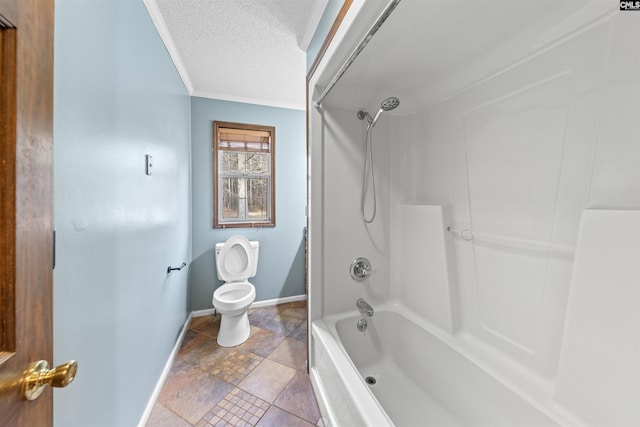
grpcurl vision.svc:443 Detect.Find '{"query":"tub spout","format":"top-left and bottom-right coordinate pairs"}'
top-left (357, 298), bottom-right (374, 317)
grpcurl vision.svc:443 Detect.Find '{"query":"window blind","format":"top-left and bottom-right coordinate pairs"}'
top-left (218, 128), bottom-right (271, 153)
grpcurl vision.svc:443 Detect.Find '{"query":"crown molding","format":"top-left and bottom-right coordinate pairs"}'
top-left (143, 0), bottom-right (194, 94)
top-left (191, 90), bottom-right (306, 111)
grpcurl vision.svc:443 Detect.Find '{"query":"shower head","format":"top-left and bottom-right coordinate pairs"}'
top-left (380, 97), bottom-right (400, 111)
top-left (371, 96), bottom-right (400, 127)
top-left (357, 97), bottom-right (400, 127)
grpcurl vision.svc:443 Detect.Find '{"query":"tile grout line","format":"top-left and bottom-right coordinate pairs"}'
top-left (147, 302), bottom-right (316, 427)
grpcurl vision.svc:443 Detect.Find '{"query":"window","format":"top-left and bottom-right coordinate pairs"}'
top-left (213, 121), bottom-right (275, 228)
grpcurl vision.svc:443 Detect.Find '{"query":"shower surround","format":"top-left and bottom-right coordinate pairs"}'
top-left (307, 1), bottom-right (640, 426)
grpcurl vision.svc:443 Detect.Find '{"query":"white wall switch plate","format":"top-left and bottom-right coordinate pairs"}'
top-left (145, 154), bottom-right (153, 175)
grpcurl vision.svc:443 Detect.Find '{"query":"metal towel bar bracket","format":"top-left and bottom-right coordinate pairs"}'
top-left (167, 262), bottom-right (187, 274)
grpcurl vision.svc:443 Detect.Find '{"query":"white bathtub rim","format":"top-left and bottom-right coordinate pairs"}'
top-left (309, 368), bottom-right (336, 427)
top-left (311, 319), bottom-right (395, 427)
top-left (319, 302), bottom-right (588, 427)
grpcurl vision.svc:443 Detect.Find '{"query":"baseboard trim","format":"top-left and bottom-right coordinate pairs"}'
top-left (137, 312), bottom-right (193, 427)
top-left (138, 293), bottom-right (307, 425)
top-left (192, 294), bottom-right (307, 317)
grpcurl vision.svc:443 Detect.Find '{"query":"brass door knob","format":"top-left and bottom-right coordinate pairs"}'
top-left (22, 360), bottom-right (78, 401)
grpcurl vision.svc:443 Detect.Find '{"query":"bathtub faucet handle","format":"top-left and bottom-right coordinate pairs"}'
top-left (361, 265), bottom-right (377, 276)
top-left (350, 258), bottom-right (374, 282)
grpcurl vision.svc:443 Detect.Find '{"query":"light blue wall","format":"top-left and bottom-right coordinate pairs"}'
top-left (190, 97), bottom-right (306, 311)
top-left (306, 0), bottom-right (345, 72)
top-left (53, 1), bottom-right (191, 426)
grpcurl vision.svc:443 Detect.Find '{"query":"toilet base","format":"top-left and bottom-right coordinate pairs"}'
top-left (217, 310), bottom-right (251, 347)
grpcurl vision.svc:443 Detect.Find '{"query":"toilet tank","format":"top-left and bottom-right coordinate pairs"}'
top-left (215, 240), bottom-right (259, 281)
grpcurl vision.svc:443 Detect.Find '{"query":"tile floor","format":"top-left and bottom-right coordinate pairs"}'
top-left (146, 301), bottom-right (323, 427)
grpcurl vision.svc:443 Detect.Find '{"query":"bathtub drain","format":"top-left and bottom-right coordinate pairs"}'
top-left (365, 376), bottom-right (376, 385)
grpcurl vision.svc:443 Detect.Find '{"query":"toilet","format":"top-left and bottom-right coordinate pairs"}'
top-left (213, 235), bottom-right (259, 347)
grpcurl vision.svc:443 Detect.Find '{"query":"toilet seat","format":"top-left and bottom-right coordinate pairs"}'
top-left (213, 281), bottom-right (255, 313)
top-left (217, 235), bottom-right (255, 282)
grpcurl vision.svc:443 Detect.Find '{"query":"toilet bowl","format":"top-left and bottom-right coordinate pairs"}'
top-left (213, 281), bottom-right (256, 346)
top-left (213, 235), bottom-right (259, 347)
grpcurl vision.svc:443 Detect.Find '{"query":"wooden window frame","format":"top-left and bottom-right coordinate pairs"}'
top-left (213, 121), bottom-right (276, 228)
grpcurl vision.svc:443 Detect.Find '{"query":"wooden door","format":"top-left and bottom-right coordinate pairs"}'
top-left (0, 0), bottom-right (55, 425)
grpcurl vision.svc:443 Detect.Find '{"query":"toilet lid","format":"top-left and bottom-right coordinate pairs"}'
top-left (217, 235), bottom-right (255, 282)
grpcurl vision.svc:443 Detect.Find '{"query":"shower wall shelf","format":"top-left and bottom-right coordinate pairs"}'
top-left (447, 226), bottom-right (575, 255)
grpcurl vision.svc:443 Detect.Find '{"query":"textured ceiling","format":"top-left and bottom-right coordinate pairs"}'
top-left (146, 0), bottom-right (328, 110)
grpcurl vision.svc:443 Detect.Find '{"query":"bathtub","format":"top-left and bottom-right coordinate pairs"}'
top-left (310, 306), bottom-right (566, 427)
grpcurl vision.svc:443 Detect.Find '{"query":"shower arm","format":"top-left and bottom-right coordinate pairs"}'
top-left (357, 110), bottom-right (373, 125)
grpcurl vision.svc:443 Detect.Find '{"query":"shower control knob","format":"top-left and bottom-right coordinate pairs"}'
top-left (350, 257), bottom-right (374, 282)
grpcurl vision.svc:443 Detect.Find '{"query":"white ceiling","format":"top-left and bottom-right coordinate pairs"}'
top-left (145, 0), bottom-right (329, 110)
